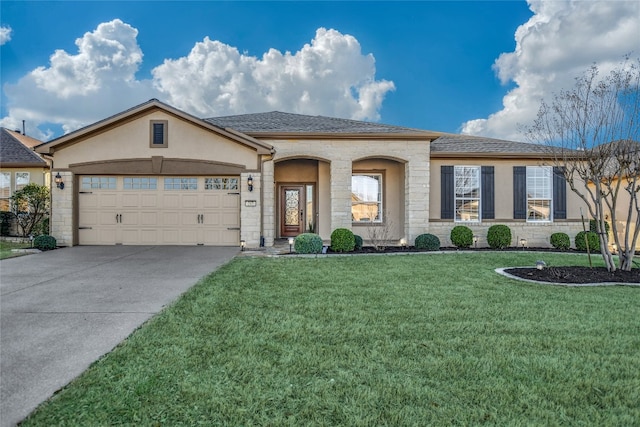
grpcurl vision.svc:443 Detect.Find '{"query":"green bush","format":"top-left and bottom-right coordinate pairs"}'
top-left (414, 233), bottom-right (440, 251)
top-left (33, 234), bottom-right (57, 250)
top-left (354, 235), bottom-right (363, 251)
top-left (450, 225), bottom-right (473, 248)
top-left (550, 232), bottom-right (571, 250)
top-left (486, 224), bottom-right (512, 249)
top-left (589, 219), bottom-right (610, 235)
top-left (330, 228), bottom-right (355, 252)
top-left (294, 233), bottom-right (323, 254)
top-left (0, 212), bottom-right (11, 236)
top-left (575, 231), bottom-right (600, 252)
top-left (33, 217), bottom-right (49, 236)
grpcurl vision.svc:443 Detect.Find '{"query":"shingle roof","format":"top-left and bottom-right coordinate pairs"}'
top-left (206, 111), bottom-right (431, 135)
top-left (431, 134), bottom-right (553, 156)
top-left (0, 128), bottom-right (47, 166)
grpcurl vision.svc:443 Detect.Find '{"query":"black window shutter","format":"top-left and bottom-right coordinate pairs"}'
top-left (481, 166), bottom-right (495, 220)
top-left (441, 166), bottom-right (454, 219)
top-left (513, 166), bottom-right (527, 219)
top-left (553, 166), bottom-right (567, 219)
top-left (153, 123), bottom-right (164, 145)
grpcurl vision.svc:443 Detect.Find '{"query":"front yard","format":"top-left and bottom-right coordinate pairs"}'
top-left (23, 253), bottom-right (639, 425)
top-left (0, 240), bottom-right (31, 260)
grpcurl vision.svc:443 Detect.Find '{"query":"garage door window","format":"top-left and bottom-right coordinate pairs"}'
top-left (205, 177), bottom-right (238, 190)
top-left (124, 177), bottom-right (158, 190)
top-left (164, 177), bottom-right (197, 190)
top-left (82, 177), bottom-right (116, 189)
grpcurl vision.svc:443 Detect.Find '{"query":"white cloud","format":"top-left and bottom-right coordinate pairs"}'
top-left (152, 28), bottom-right (394, 120)
top-left (0, 26), bottom-right (11, 45)
top-left (461, 0), bottom-right (640, 141)
top-left (1, 23), bottom-right (393, 140)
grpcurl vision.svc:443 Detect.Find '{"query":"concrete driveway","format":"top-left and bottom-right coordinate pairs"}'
top-left (0, 245), bottom-right (238, 427)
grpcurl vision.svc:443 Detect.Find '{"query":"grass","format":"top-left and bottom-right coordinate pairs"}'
top-left (23, 252), bottom-right (639, 426)
top-left (0, 240), bottom-right (31, 260)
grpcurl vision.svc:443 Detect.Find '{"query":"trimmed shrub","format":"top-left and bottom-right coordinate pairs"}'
top-left (0, 212), bottom-right (11, 236)
top-left (330, 228), bottom-right (355, 252)
top-left (294, 233), bottom-right (323, 254)
top-left (415, 233), bottom-right (440, 251)
top-left (354, 234), bottom-right (364, 251)
top-left (487, 224), bottom-right (512, 249)
top-left (33, 234), bottom-right (56, 251)
top-left (550, 232), bottom-right (571, 250)
top-left (450, 225), bottom-right (473, 248)
top-left (575, 231), bottom-right (600, 252)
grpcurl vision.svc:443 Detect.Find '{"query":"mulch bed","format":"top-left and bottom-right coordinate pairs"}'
top-left (323, 246), bottom-right (639, 285)
top-left (504, 266), bottom-right (639, 284)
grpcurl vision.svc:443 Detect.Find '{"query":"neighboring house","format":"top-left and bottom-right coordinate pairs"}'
top-left (0, 127), bottom-right (49, 212)
top-left (36, 99), bottom-right (587, 248)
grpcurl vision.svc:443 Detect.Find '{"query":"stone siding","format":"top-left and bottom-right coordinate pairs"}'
top-left (50, 171), bottom-right (74, 246)
top-left (427, 221), bottom-right (585, 249)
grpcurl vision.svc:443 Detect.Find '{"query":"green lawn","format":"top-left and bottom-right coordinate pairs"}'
top-left (23, 253), bottom-right (639, 426)
top-left (0, 240), bottom-right (31, 260)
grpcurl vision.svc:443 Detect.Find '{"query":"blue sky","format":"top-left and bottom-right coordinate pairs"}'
top-left (1, 1), bottom-right (638, 141)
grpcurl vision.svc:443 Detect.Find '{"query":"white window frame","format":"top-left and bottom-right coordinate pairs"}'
top-left (454, 166), bottom-right (481, 222)
top-left (81, 176), bottom-right (117, 190)
top-left (15, 172), bottom-right (30, 192)
top-left (124, 177), bottom-right (157, 190)
top-left (351, 173), bottom-right (383, 223)
top-left (205, 177), bottom-right (239, 190)
top-left (526, 166), bottom-right (552, 222)
top-left (164, 177), bottom-right (197, 190)
top-left (0, 172), bottom-right (11, 211)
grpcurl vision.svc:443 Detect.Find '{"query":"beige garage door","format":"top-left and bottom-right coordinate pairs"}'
top-left (78, 176), bottom-right (240, 245)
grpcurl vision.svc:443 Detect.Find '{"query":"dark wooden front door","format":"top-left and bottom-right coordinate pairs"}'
top-left (280, 185), bottom-right (305, 237)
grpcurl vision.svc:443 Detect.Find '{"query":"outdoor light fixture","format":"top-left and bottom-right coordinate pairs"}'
top-left (288, 237), bottom-right (294, 253)
top-left (54, 172), bottom-right (64, 190)
top-left (519, 238), bottom-right (527, 250)
top-left (400, 238), bottom-right (407, 248)
top-left (240, 240), bottom-right (246, 251)
top-left (536, 260), bottom-right (546, 270)
top-left (473, 235), bottom-right (478, 249)
top-left (247, 175), bottom-right (254, 192)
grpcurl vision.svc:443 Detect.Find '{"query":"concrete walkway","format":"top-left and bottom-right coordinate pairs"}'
top-left (0, 245), bottom-right (238, 427)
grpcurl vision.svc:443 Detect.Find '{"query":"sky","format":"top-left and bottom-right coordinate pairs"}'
top-left (0, 1), bottom-right (638, 142)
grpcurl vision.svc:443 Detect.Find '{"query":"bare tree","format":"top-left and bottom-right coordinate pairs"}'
top-left (524, 57), bottom-right (640, 271)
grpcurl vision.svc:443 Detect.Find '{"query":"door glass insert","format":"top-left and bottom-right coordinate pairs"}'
top-left (285, 189), bottom-right (300, 226)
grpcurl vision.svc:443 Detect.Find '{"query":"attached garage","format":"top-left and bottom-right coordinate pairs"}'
top-left (38, 99), bottom-right (273, 247)
top-left (78, 176), bottom-right (240, 245)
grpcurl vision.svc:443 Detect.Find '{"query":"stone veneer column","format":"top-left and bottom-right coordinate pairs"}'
top-left (330, 159), bottom-right (353, 231)
top-left (51, 171), bottom-right (74, 246)
top-left (240, 172), bottom-right (261, 248)
top-left (405, 149), bottom-right (430, 244)
top-left (261, 160), bottom-right (275, 247)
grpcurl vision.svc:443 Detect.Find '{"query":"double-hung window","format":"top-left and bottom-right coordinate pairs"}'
top-left (351, 173), bottom-right (382, 223)
top-left (0, 172), bottom-right (10, 211)
top-left (526, 166), bottom-right (552, 221)
top-left (454, 166), bottom-right (480, 222)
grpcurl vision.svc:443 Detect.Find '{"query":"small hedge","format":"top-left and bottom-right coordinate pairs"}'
top-left (450, 225), bottom-right (473, 248)
top-left (550, 232), bottom-right (571, 250)
top-left (415, 233), bottom-right (440, 251)
top-left (33, 234), bottom-right (57, 251)
top-left (354, 234), bottom-right (363, 251)
top-left (575, 231), bottom-right (600, 252)
top-left (330, 228), bottom-right (355, 252)
top-left (294, 233), bottom-right (323, 254)
top-left (487, 224), bottom-right (512, 249)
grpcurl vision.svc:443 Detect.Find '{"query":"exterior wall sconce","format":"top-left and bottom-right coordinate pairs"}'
top-left (473, 235), bottom-right (478, 248)
top-left (288, 237), bottom-right (294, 253)
top-left (240, 240), bottom-right (246, 251)
top-left (247, 175), bottom-right (253, 192)
top-left (54, 172), bottom-right (65, 190)
top-left (519, 238), bottom-right (527, 250)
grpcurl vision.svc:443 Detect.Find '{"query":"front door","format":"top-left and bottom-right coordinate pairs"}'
top-left (280, 185), bottom-right (305, 237)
